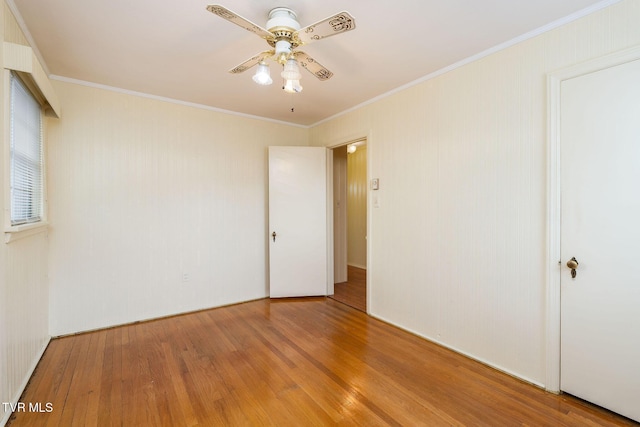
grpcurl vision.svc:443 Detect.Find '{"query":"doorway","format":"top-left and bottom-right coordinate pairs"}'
top-left (329, 140), bottom-right (367, 312)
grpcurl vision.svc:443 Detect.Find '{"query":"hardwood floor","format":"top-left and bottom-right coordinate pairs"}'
top-left (331, 265), bottom-right (366, 312)
top-left (8, 298), bottom-right (636, 426)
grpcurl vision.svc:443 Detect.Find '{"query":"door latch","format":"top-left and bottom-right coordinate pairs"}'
top-left (272, 231), bottom-right (277, 242)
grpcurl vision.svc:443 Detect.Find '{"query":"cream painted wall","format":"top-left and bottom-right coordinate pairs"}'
top-left (310, 0), bottom-right (640, 386)
top-left (347, 146), bottom-right (367, 269)
top-left (1, 3), bottom-right (50, 426)
top-left (46, 80), bottom-right (307, 336)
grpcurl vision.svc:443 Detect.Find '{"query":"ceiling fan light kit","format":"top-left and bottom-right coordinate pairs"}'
top-left (283, 79), bottom-right (303, 94)
top-left (252, 61), bottom-right (273, 85)
top-left (281, 57), bottom-right (303, 92)
top-left (206, 4), bottom-right (356, 96)
top-left (281, 58), bottom-right (302, 80)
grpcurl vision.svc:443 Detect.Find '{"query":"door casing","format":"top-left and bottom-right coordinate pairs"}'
top-left (326, 134), bottom-right (371, 313)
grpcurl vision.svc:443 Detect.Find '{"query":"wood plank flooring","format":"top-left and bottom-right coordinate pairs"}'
top-left (8, 297), bottom-right (637, 426)
top-left (330, 266), bottom-right (366, 312)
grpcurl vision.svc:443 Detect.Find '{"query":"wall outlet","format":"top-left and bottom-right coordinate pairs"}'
top-left (181, 273), bottom-right (190, 282)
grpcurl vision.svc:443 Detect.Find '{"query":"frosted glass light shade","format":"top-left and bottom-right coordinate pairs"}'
top-left (252, 61), bottom-right (273, 85)
top-left (283, 79), bottom-right (303, 93)
top-left (281, 58), bottom-right (302, 80)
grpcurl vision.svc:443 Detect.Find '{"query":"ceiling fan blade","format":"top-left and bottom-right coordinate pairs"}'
top-left (206, 5), bottom-right (273, 40)
top-left (229, 51), bottom-right (274, 74)
top-left (293, 51), bottom-right (333, 81)
top-left (295, 11), bottom-right (356, 45)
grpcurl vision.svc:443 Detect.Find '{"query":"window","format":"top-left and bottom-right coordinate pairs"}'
top-left (9, 72), bottom-right (44, 226)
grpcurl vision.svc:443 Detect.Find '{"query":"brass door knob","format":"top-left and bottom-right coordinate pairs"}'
top-left (567, 257), bottom-right (579, 278)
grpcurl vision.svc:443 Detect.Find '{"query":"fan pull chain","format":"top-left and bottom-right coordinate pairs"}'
top-left (290, 91), bottom-right (295, 113)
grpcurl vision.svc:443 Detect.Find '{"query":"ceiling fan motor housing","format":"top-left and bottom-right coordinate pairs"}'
top-left (267, 7), bottom-right (301, 62)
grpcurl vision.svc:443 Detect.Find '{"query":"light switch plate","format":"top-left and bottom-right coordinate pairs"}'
top-left (371, 178), bottom-right (379, 190)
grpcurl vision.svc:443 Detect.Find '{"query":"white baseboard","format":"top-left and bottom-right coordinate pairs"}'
top-left (369, 313), bottom-right (543, 389)
top-left (347, 263), bottom-right (366, 270)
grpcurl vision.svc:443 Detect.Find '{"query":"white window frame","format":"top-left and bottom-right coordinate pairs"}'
top-left (3, 69), bottom-right (48, 241)
top-left (8, 71), bottom-right (45, 226)
top-left (3, 42), bottom-right (59, 243)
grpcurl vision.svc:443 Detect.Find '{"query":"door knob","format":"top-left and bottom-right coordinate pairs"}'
top-left (566, 257), bottom-right (579, 278)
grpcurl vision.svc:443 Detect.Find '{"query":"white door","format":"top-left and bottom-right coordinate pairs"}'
top-left (269, 146), bottom-right (327, 298)
top-left (560, 58), bottom-right (640, 422)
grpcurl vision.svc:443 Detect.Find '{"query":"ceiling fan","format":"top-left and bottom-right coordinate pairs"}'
top-left (206, 5), bottom-right (356, 93)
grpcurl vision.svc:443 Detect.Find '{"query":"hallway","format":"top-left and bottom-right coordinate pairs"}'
top-left (330, 265), bottom-right (366, 312)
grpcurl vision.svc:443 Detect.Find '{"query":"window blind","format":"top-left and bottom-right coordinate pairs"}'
top-left (10, 72), bottom-right (43, 226)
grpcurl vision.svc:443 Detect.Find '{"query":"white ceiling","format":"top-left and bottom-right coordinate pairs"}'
top-left (10, 0), bottom-right (612, 126)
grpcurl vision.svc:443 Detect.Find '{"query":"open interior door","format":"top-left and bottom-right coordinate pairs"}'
top-left (269, 146), bottom-right (328, 298)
